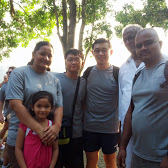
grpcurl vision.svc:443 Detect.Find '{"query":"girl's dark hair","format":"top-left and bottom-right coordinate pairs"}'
top-left (27, 41), bottom-right (54, 65)
top-left (29, 91), bottom-right (54, 120)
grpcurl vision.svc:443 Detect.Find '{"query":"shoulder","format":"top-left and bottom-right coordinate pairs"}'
top-left (19, 123), bottom-right (27, 132)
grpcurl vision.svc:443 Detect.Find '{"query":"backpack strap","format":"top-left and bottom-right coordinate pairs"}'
top-left (113, 65), bottom-right (119, 85)
top-left (160, 60), bottom-right (168, 88)
top-left (83, 66), bottom-right (94, 79)
top-left (133, 70), bottom-right (142, 85)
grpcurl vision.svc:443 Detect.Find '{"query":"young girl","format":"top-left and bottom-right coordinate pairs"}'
top-left (15, 91), bottom-right (59, 168)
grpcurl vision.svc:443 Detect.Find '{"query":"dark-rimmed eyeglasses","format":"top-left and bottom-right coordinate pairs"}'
top-left (93, 48), bottom-right (109, 54)
top-left (135, 40), bottom-right (157, 49)
top-left (66, 58), bottom-right (81, 63)
top-left (6, 71), bottom-right (12, 75)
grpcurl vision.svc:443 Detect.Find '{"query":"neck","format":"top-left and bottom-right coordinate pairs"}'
top-left (31, 65), bottom-right (46, 73)
top-left (131, 53), bottom-right (142, 68)
top-left (65, 71), bottom-right (78, 79)
top-left (96, 62), bottom-right (110, 70)
top-left (145, 55), bottom-right (163, 69)
top-left (35, 117), bottom-right (47, 126)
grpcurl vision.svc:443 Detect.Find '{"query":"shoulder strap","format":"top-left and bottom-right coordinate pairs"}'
top-left (71, 77), bottom-right (80, 122)
top-left (113, 65), bottom-right (119, 85)
top-left (83, 66), bottom-right (94, 79)
top-left (160, 60), bottom-right (168, 88)
top-left (133, 70), bottom-right (142, 85)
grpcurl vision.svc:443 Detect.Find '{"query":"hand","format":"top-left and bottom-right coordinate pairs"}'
top-left (0, 113), bottom-right (4, 124)
top-left (160, 156), bottom-right (168, 168)
top-left (117, 148), bottom-right (126, 168)
top-left (42, 125), bottom-right (59, 145)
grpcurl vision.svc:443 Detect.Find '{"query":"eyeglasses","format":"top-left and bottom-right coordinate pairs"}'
top-left (66, 58), bottom-right (81, 63)
top-left (124, 34), bottom-right (136, 43)
top-left (6, 71), bottom-right (12, 75)
top-left (135, 40), bottom-right (157, 49)
top-left (93, 48), bottom-right (109, 54)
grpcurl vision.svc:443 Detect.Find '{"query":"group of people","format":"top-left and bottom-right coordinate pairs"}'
top-left (0, 24), bottom-right (167, 168)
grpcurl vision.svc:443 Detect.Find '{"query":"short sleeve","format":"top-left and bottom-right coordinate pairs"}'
top-left (6, 68), bottom-right (25, 101)
top-left (0, 84), bottom-right (5, 101)
top-left (19, 123), bottom-right (27, 132)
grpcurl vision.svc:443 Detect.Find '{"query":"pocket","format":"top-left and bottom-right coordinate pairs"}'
top-left (58, 126), bottom-right (72, 145)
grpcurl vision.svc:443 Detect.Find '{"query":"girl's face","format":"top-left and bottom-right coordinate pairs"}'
top-left (32, 98), bottom-right (52, 121)
top-left (32, 45), bottom-right (53, 73)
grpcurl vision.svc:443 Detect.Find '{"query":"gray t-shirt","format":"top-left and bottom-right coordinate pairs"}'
top-left (53, 73), bottom-right (86, 138)
top-left (83, 65), bottom-right (119, 134)
top-left (132, 58), bottom-right (168, 162)
top-left (0, 83), bottom-right (12, 117)
top-left (6, 66), bottom-right (63, 146)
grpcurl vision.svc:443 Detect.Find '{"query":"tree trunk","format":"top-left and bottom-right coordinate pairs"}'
top-left (78, 0), bottom-right (86, 51)
top-left (67, 0), bottom-right (76, 50)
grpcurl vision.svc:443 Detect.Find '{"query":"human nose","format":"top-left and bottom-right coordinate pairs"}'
top-left (44, 55), bottom-right (50, 61)
top-left (141, 44), bottom-right (147, 50)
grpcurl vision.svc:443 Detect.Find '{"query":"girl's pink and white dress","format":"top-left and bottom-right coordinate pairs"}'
top-left (19, 120), bottom-right (53, 168)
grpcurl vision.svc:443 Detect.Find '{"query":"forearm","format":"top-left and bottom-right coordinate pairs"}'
top-left (53, 106), bottom-right (63, 129)
top-left (15, 148), bottom-right (27, 168)
top-left (49, 141), bottom-right (59, 168)
top-left (119, 105), bottom-right (132, 149)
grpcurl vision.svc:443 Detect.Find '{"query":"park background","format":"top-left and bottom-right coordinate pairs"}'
top-left (0, 0), bottom-right (168, 82)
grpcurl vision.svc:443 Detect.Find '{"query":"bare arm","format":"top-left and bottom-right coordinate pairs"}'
top-left (15, 127), bottom-right (27, 168)
top-left (9, 100), bottom-right (44, 138)
top-left (42, 106), bottom-right (63, 144)
top-left (49, 140), bottom-right (59, 168)
top-left (0, 100), bottom-right (4, 123)
top-left (117, 104), bottom-right (133, 168)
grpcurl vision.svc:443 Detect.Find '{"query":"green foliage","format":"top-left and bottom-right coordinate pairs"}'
top-left (0, 0), bottom-right (113, 61)
top-left (115, 0), bottom-right (168, 37)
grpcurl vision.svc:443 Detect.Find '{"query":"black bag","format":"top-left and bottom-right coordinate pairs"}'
top-left (58, 77), bottom-right (80, 145)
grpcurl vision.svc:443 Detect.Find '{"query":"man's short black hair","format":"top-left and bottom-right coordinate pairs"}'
top-left (92, 38), bottom-right (112, 49)
top-left (65, 48), bottom-right (84, 60)
top-left (8, 66), bottom-right (16, 70)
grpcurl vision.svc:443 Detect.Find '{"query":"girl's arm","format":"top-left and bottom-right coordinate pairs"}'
top-left (15, 127), bottom-right (27, 168)
top-left (49, 140), bottom-right (59, 168)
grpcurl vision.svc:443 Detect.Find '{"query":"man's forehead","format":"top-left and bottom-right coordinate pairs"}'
top-left (136, 30), bottom-right (156, 43)
top-left (67, 54), bottom-right (80, 58)
top-left (123, 27), bottom-right (138, 37)
top-left (93, 42), bottom-right (109, 49)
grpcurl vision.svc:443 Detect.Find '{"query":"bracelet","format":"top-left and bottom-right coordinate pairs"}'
top-left (55, 123), bottom-right (61, 131)
top-left (38, 129), bottom-right (44, 135)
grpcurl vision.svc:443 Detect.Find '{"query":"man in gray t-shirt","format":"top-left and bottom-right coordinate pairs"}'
top-left (118, 28), bottom-right (168, 168)
top-left (83, 38), bottom-right (119, 168)
top-left (54, 49), bottom-right (85, 168)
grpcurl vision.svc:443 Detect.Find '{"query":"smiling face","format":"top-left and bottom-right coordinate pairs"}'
top-left (65, 54), bottom-right (83, 73)
top-left (92, 42), bottom-right (112, 66)
top-left (135, 29), bottom-right (162, 65)
top-left (32, 98), bottom-right (52, 121)
top-left (32, 45), bottom-right (53, 73)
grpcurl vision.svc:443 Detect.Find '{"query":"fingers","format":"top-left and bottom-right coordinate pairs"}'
top-left (42, 125), bottom-right (59, 145)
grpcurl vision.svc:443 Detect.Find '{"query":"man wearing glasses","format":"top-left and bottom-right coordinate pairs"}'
top-left (53, 49), bottom-right (85, 168)
top-left (83, 38), bottom-right (119, 168)
top-left (118, 24), bottom-right (144, 168)
top-left (117, 28), bottom-right (168, 168)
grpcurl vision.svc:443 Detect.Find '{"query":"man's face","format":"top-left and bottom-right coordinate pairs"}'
top-left (92, 42), bottom-right (112, 66)
top-left (123, 27), bottom-right (137, 54)
top-left (65, 54), bottom-right (83, 73)
top-left (135, 30), bottom-right (162, 64)
top-left (6, 68), bottom-right (13, 78)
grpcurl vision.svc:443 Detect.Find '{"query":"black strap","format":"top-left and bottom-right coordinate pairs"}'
top-left (113, 65), bottom-right (119, 85)
top-left (160, 60), bottom-right (168, 88)
top-left (83, 65), bottom-right (119, 85)
top-left (71, 76), bottom-right (80, 123)
top-left (133, 70), bottom-right (142, 85)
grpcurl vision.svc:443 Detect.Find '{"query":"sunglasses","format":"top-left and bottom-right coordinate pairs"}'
top-left (6, 71), bottom-right (12, 75)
